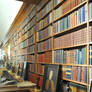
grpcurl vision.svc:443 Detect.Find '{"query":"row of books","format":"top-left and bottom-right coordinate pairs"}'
top-left (37, 0), bottom-right (49, 12)
top-left (54, 0), bottom-right (86, 17)
top-left (19, 5), bottom-right (35, 30)
top-left (16, 55), bottom-right (27, 61)
top-left (62, 66), bottom-right (87, 83)
top-left (37, 1), bottom-right (52, 22)
top-left (28, 26), bottom-right (35, 37)
top-left (69, 83), bottom-right (87, 92)
top-left (20, 40), bottom-right (28, 49)
top-left (53, 47), bottom-right (86, 64)
top-left (54, 27), bottom-right (87, 49)
top-left (37, 25), bottom-right (52, 41)
top-left (19, 48), bottom-right (27, 56)
top-left (27, 17), bottom-right (35, 31)
top-left (16, 23), bottom-right (35, 43)
top-left (28, 35), bottom-right (35, 45)
top-left (29, 7), bottom-right (35, 20)
top-left (30, 73), bottom-right (43, 89)
top-left (36, 12), bottom-right (52, 31)
top-left (30, 64), bottom-right (44, 75)
top-left (54, 4), bottom-right (87, 34)
top-left (37, 51), bottom-right (52, 63)
top-left (15, 26), bottom-right (35, 46)
top-left (89, 2), bottom-right (92, 20)
top-left (37, 38), bottom-right (52, 52)
top-left (19, 18), bottom-right (28, 30)
top-left (19, 16), bottom-right (35, 35)
top-left (19, 36), bottom-right (35, 49)
top-left (19, 16), bottom-right (30, 30)
top-left (27, 45), bottom-right (35, 54)
top-left (13, 31), bottom-right (19, 42)
top-left (27, 55), bottom-right (35, 62)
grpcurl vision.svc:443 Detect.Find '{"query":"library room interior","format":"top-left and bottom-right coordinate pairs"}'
top-left (0, 0), bottom-right (92, 92)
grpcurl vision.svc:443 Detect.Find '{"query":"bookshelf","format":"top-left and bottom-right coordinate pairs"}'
top-left (5, 0), bottom-right (92, 91)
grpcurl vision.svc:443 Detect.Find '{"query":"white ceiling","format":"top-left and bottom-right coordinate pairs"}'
top-left (0, 0), bottom-right (23, 43)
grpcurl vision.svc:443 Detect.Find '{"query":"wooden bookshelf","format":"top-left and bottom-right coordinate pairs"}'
top-left (37, 36), bottom-right (52, 43)
top-left (53, 1), bottom-right (87, 23)
top-left (53, 22), bottom-right (87, 37)
top-left (5, 0), bottom-right (92, 91)
top-left (54, 43), bottom-right (87, 50)
top-left (30, 71), bottom-right (44, 76)
top-left (37, 10), bottom-right (52, 23)
top-left (62, 78), bottom-right (87, 86)
top-left (37, 23), bottom-right (52, 31)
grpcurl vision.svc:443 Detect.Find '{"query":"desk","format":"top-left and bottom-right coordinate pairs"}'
top-left (0, 68), bottom-right (37, 92)
top-left (0, 81), bottom-right (36, 92)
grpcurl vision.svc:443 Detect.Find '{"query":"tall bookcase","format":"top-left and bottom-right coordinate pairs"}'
top-left (7, 0), bottom-right (92, 91)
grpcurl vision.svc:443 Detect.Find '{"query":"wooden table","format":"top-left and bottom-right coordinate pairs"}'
top-left (0, 82), bottom-right (36, 92)
top-left (0, 68), bottom-right (37, 92)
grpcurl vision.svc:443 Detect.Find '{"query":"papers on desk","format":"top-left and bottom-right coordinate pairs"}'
top-left (17, 81), bottom-right (36, 88)
top-left (1, 80), bottom-right (17, 85)
top-left (0, 77), bottom-right (6, 82)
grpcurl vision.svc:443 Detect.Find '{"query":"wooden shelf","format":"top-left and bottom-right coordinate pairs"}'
top-left (21, 16), bottom-right (35, 32)
top-left (37, 36), bottom-right (52, 43)
top-left (36, 62), bottom-right (88, 67)
top-left (37, 10), bottom-right (52, 23)
top-left (37, 49), bottom-right (52, 53)
top-left (27, 53), bottom-right (35, 55)
top-left (37, 0), bottom-right (50, 12)
top-left (7, 0), bottom-right (91, 91)
top-left (38, 22), bottom-right (52, 31)
top-left (53, 1), bottom-right (87, 23)
top-left (60, 64), bottom-right (87, 67)
top-left (15, 35), bottom-right (35, 48)
top-left (30, 71), bottom-right (44, 76)
top-left (54, 22), bottom-right (87, 37)
top-left (62, 78), bottom-right (87, 86)
top-left (27, 43), bottom-right (35, 47)
top-left (53, 0), bottom-right (64, 9)
top-left (54, 43), bottom-right (87, 50)
top-left (22, 43), bottom-right (35, 49)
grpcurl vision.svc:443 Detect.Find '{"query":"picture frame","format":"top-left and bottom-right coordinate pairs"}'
top-left (42, 64), bottom-right (61, 92)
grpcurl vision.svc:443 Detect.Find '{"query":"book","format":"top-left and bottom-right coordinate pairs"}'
top-left (69, 83), bottom-right (87, 92)
top-left (37, 0), bottom-right (49, 12)
top-left (62, 66), bottom-right (87, 83)
top-left (30, 64), bottom-right (45, 75)
top-left (37, 12), bottom-right (52, 31)
top-left (28, 35), bottom-right (35, 45)
top-left (54, 4), bottom-right (87, 34)
top-left (37, 25), bottom-right (52, 41)
top-left (54, 0), bottom-right (86, 21)
top-left (53, 47), bottom-right (86, 64)
top-left (37, 1), bottom-right (52, 22)
top-left (54, 27), bottom-right (87, 48)
top-left (37, 38), bottom-right (52, 52)
top-left (37, 51), bottom-right (52, 63)
top-left (27, 45), bottom-right (35, 54)
top-left (27, 55), bottom-right (35, 62)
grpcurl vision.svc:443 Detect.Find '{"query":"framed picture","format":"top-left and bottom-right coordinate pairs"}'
top-left (42, 64), bottom-right (61, 92)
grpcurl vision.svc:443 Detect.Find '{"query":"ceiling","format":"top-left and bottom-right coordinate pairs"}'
top-left (0, 0), bottom-right (23, 44)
